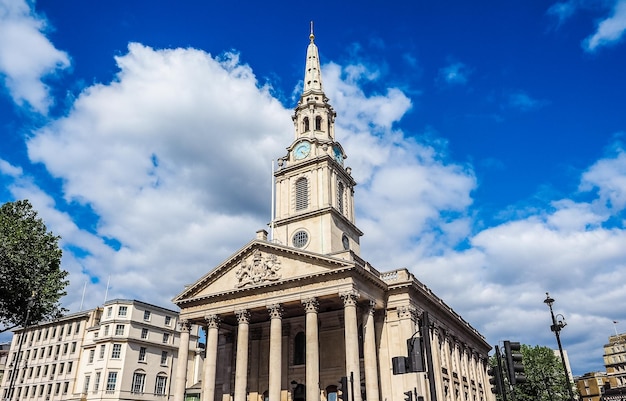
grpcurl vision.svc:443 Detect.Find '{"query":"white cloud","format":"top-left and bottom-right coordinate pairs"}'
top-left (584, 0), bottom-right (626, 51)
top-left (24, 43), bottom-right (291, 308)
top-left (437, 62), bottom-right (470, 86)
top-left (0, 0), bottom-right (70, 113)
top-left (547, 0), bottom-right (580, 26)
top-left (507, 90), bottom-right (549, 112)
top-left (580, 147), bottom-right (626, 211)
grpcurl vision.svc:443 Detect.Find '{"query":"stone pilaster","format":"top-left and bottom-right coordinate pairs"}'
top-left (363, 300), bottom-right (379, 401)
top-left (234, 310), bottom-right (250, 401)
top-left (173, 320), bottom-right (192, 401)
top-left (302, 297), bottom-right (320, 401)
top-left (203, 315), bottom-right (220, 401)
top-left (268, 304), bottom-right (283, 401)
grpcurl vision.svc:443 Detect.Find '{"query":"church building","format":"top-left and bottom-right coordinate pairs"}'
top-left (171, 28), bottom-right (493, 401)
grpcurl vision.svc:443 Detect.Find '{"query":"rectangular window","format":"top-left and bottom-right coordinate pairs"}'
top-left (29, 366), bottom-right (33, 378)
top-left (104, 325), bottom-right (109, 336)
top-left (47, 346), bottom-right (52, 357)
top-left (71, 342), bottom-right (77, 353)
top-left (37, 330), bottom-right (42, 341)
top-left (106, 307), bottom-right (112, 317)
top-left (67, 361), bottom-right (73, 373)
top-left (55, 382), bottom-right (60, 395)
top-left (39, 348), bottom-right (44, 358)
top-left (44, 328), bottom-right (49, 339)
top-left (67, 323), bottom-right (72, 336)
top-left (63, 343), bottom-right (68, 354)
top-left (143, 310), bottom-right (151, 321)
top-left (162, 333), bottom-right (169, 344)
top-left (59, 363), bottom-right (64, 374)
top-left (43, 365), bottom-right (48, 376)
top-left (51, 327), bottom-right (56, 337)
top-left (84, 375), bottom-right (91, 393)
top-left (106, 372), bottom-right (117, 392)
top-left (88, 349), bottom-right (95, 363)
top-left (165, 316), bottom-right (171, 326)
top-left (59, 326), bottom-right (64, 337)
top-left (63, 382), bottom-right (69, 394)
top-left (32, 348), bottom-right (37, 360)
top-left (99, 345), bottom-right (106, 359)
top-left (160, 351), bottom-right (168, 365)
top-left (39, 385), bottom-right (44, 396)
top-left (94, 371), bottom-right (101, 392)
top-left (50, 364), bottom-right (56, 376)
top-left (141, 328), bottom-right (148, 339)
top-left (25, 350), bottom-right (30, 360)
top-left (155, 376), bottom-right (167, 395)
top-left (36, 366), bottom-right (41, 377)
top-left (132, 372), bottom-right (146, 393)
top-left (111, 343), bottom-right (122, 359)
top-left (118, 306), bottom-right (127, 317)
top-left (139, 347), bottom-right (147, 362)
top-left (55, 344), bottom-right (60, 356)
top-left (115, 324), bottom-right (125, 336)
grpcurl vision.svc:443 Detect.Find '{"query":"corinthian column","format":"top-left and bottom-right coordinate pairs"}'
top-left (202, 315), bottom-right (220, 401)
top-left (267, 304), bottom-right (283, 401)
top-left (234, 310), bottom-right (250, 401)
top-left (341, 291), bottom-right (362, 401)
top-left (302, 297), bottom-right (320, 401)
top-left (363, 301), bottom-right (379, 401)
top-left (173, 320), bottom-right (192, 401)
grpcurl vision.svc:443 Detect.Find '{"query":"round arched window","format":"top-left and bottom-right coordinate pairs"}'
top-left (342, 234), bottom-right (350, 250)
top-left (292, 230), bottom-right (309, 248)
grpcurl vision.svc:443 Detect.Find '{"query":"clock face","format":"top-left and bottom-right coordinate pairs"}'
top-left (333, 146), bottom-right (343, 164)
top-left (294, 142), bottom-right (311, 160)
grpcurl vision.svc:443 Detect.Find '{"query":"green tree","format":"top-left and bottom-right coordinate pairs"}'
top-left (513, 344), bottom-right (573, 401)
top-left (492, 344), bottom-right (574, 401)
top-left (0, 199), bottom-right (69, 333)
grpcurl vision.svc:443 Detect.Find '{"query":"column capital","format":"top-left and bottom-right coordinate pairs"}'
top-left (397, 305), bottom-right (417, 320)
top-left (301, 297), bottom-right (319, 313)
top-left (267, 304), bottom-right (283, 319)
top-left (204, 314), bottom-right (220, 329)
top-left (235, 309), bottom-right (250, 324)
top-left (178, 319), bottom-right (192, 332)
top-left (340, 290), bottom-right (360, 307)
top-left (365, 299), bottom-right (376, 315)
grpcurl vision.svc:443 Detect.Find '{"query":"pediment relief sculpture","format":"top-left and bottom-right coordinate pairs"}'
top-left (235, 249), bottom-right (281, 288)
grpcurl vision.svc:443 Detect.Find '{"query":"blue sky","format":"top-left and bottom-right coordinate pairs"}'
top-left (2, 0), bottom-right (626, 375)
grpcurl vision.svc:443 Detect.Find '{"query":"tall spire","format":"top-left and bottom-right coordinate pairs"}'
top-left (303, 21), bottom-right (323, 94)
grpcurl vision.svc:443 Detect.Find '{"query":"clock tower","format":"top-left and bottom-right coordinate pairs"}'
top-left (272, 26), bottom-right (363, 257)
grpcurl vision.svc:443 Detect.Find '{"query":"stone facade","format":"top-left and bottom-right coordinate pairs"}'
top-left (172, 28), bottom-right (493, 401)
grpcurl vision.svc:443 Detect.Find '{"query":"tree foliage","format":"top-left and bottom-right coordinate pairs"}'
top-left (492, 344), bottom-right (574, 401)
top-left (0, 200), bottom-right (69, 332)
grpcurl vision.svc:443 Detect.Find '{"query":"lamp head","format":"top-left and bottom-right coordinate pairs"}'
top-left (544, 292), bottom-right (555, 307)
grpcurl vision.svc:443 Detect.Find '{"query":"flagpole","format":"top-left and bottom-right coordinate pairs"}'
top-left (614, 320), bottom-right (619, 336)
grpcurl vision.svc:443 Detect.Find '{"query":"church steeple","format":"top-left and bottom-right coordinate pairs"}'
top-left (273, 25), bottom-right (362, 257)
top-left (303, 22), bottom-right (323, 94)
top-left (292, 22), bottom-right (337, 142)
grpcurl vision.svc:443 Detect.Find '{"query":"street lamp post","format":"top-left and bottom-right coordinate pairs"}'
top-left (544, 292), bottom-right (576, 401)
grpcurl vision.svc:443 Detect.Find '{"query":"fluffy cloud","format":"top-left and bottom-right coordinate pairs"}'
top-left (22, 43), bottom-right (292, 310)
top-left (0, 0), bottom-right (70, 113)
top-left (584, 0), bottom-right (626, 51)
top-left (547, 0), bottom-right (626, 52)
top-left (437, 62), bottom-right (470, 86)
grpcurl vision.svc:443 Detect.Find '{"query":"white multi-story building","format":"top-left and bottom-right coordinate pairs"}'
top-left (0, 299), bottom-right (201, 401)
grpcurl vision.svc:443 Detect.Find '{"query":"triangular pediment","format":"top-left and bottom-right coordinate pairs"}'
top-left (173, 239), bottom-right (353, 305)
